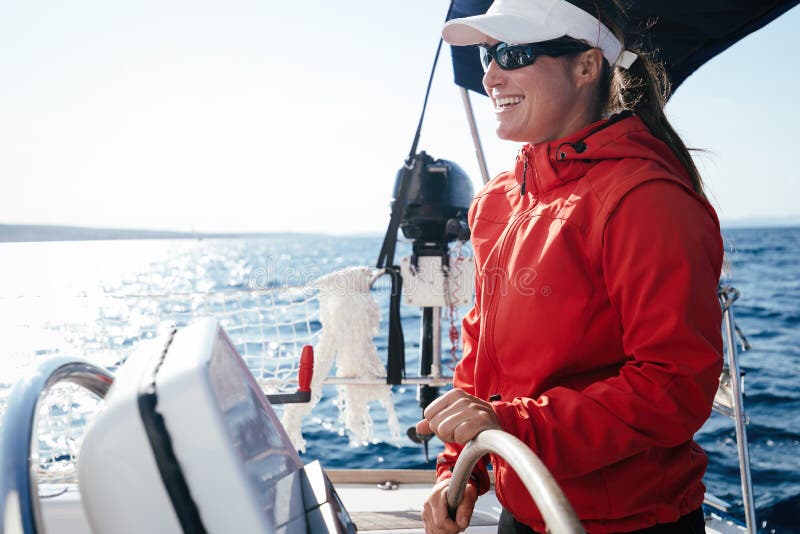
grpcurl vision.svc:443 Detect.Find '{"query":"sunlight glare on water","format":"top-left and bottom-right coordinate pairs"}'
top-left (0, 240), bottom-right (196, 384)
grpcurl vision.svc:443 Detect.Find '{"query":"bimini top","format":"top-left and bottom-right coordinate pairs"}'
top-left (447, 0), bottom-right (800, 96)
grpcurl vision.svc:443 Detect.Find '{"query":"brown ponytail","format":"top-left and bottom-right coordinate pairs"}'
top-left (572, 0), bottom-right (707, 197)
top-left (612, 50), bottom-right (706, 197)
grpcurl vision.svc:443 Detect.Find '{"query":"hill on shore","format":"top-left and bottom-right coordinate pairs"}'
top-left (0, 224), bottom-right (302, 243)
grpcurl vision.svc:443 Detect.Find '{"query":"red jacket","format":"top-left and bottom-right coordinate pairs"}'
top-left (436, 115), bottom-right (723, 533)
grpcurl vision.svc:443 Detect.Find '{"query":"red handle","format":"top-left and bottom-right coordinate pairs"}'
top-left (298, 345), bottom-right (314, 392)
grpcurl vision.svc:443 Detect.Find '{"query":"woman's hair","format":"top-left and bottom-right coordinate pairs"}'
top-left (570, 0), bottom-right (706, 197)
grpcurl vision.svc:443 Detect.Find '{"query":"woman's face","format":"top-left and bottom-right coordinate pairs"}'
top-left (482, 40), bottom-right (594, 145)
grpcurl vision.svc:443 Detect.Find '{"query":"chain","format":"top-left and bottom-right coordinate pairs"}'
top-left (445, 241), bottom-right (468, 369)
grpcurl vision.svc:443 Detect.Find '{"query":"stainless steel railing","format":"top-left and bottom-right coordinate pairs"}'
top-left (447, 429), bottom-right (585, 534)
top-left (713, 286), bottom-right (756, 534)
top-left (0, 357), bottom-right (114, 534)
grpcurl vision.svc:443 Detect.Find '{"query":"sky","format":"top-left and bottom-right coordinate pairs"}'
top-left (0, 1), bottom-right (798, 235)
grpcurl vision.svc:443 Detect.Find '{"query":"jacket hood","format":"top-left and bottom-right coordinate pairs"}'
top-left (515, 113), bottom-right (694, 196)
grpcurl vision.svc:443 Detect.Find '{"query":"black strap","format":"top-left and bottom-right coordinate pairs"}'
top-left (385, 266), bottom-right (405, 385)
top-left (137, 328), bottom-right (208, 534)
top-left (376, 5), bottom-right (452, 269)
top-left (376, 161), bottom-right (414, 270)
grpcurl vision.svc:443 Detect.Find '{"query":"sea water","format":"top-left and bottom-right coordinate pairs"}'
top-left (0, 228), bottom-right (797, 532)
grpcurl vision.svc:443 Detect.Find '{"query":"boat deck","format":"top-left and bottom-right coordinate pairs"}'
top-left (38, 469), bottom-right (746, 533)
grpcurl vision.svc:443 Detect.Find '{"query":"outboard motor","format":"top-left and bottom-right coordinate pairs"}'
top-left (393, 151), bottom-right (473, 245)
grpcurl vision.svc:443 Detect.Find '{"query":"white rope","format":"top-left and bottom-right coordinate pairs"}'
top-left (281, 267), bottom-right (400, 452)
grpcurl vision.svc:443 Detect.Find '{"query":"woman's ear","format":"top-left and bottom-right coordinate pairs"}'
top-left (573, 48), bottom-right (604, 88)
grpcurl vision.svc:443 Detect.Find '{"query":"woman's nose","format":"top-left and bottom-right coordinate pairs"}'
top-left (482, 59), bottom-right (503, 92)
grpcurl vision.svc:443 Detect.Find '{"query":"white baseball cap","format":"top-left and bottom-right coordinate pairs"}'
top-left (442, 0), bottom-right (637, 69)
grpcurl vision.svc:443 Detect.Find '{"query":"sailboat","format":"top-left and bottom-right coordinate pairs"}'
top-left (1, 1), bottom-right (798, 533)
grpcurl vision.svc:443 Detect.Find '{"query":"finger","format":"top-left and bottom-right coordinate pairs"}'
top-left (423, 388), bottom-right (467, 420)
top-left (427, 395), bottom-right (492, 428)
top-left (422, 512), bottom-right (435, 534)
top-left (451, 411), bottom-right (501, 444)
top-left (423, 495), bottom-right (448, 534)
top-left (456, 483), bottom-right (478, 529)
top-left (427, 399), bottom-right (499, 443)
top-left (421, 501), bottom-right (435, 534)
top-left (415, 419), bottom-right (432, 435)
top-left (433, 508), bottom-right (460, 532)
top-left (421, 394), bottom-right (446, 422)
top-left (426, 396), bottom-right (475, 434)
top-left (431, 481), bottom-right (461, 533)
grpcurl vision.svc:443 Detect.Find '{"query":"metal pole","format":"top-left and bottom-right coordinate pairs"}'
top-left (418, 306), bottom-right (440, 415)
top-left (432, 306), bottom-right (442, 379)
top-left (724, 306), bottom-right (756, 534)
top-left (459, 87), bottom-right (490, 185)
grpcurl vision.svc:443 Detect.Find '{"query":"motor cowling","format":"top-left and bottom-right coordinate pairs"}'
top-left (391, 151), bottom-right (474, 243)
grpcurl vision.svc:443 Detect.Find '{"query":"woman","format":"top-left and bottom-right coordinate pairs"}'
top-left (416, 0), bottom-right (724, 533)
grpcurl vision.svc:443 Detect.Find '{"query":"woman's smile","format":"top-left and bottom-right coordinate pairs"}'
top-left (493, 94), bottom-right (526, 112)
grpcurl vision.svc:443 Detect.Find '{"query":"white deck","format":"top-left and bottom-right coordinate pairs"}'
top-left (38, 470), bottom-right (746, 533)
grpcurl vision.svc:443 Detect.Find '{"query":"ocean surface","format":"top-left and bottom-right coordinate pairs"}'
top-left (0, 228), bottom-right (797, 532)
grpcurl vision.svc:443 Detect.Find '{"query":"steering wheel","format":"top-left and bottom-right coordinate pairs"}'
top-left (446, 429), bottom-right (585, 534)
top-left (0, 357), bottom-right (114, 534)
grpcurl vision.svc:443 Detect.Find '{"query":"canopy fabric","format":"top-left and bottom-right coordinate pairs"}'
top-left (448, 0), bottom-right (800, 97)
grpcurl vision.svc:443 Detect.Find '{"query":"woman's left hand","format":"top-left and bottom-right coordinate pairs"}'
top-left (415, 388), bottom-right (502, 444)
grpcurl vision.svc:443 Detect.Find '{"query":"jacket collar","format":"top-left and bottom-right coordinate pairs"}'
top-left (515, 112), bottom-right (659, 196)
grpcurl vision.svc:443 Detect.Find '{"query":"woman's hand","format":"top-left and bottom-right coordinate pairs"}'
top-left (415, 388), bottom-right (502, 444)
top-left (421, 478), bottom-right (478, 533)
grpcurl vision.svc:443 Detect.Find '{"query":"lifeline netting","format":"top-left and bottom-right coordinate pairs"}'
top-left (4, 284), bottom-right (321, 394)
top-left (1, 266), bottom-right (400, 482)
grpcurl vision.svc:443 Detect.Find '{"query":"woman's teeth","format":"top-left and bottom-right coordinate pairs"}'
top-left (495, 96), bottom-right (524, 110)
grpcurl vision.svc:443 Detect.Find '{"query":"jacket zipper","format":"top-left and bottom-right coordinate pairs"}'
top-left (520, 157), bottom-right (528, 196)
top-left (481, 150), bottom-right (537, 395)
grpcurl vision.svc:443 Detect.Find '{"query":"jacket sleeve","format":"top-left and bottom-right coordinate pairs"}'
top-left (491, 180), bottom-right (724, 479)
top-left (434, 272), bottom-right (491, 495)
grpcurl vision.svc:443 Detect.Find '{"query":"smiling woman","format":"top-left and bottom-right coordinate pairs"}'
top-left (418, 1), bottom-right (727, 533)
top-left (0, 1), bottom-right (798, 533)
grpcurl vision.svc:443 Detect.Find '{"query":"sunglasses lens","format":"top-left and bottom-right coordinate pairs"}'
top-left (480, 42), bottom-right (581, 71)
top-left (498, 46), bottom-right (534, 69)
top-left (479, 46), bottom-right (491, 72)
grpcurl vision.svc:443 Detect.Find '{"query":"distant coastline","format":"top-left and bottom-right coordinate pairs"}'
top-left (0, 224), bottom-right (326, 243)
top-left (719, 216), bottom-right (800, 229)
top-left (1, 220), bottom-right (798, 243)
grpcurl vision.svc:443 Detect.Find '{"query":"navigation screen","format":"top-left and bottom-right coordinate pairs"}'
top-left (208, 330), bottom-right (305, 529)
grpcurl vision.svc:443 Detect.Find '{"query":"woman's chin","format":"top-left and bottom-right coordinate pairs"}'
top-left (495, 126), bottom-right (536, 144)
top-left (495, 123), bottom-right (555, 145)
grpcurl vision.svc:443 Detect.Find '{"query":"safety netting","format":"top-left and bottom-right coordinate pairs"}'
top-left (0, 266), bottom-right (407, 483)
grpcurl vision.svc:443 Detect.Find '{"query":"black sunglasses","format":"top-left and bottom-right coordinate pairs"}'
top-left (478, 41), bottom-right (593, 71)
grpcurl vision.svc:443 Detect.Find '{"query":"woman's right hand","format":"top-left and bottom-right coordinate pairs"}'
top-left (421, 478), bottom-right (478, 533)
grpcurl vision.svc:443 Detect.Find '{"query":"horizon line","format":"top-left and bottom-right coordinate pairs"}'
top-left (2, 219), bottom-right (800, 244)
